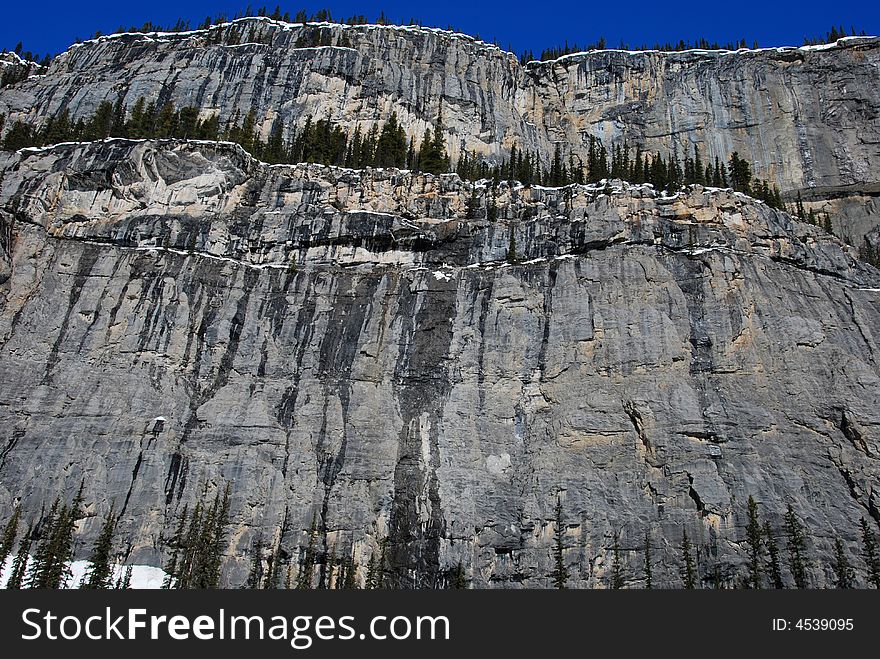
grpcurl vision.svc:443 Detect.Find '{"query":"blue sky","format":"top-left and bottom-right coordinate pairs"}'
top-left (3, 1), bottom-right (878, 59)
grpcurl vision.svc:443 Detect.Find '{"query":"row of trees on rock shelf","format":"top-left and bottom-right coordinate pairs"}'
top-left (3, 488), bottom-right (880, 588)
top-left (3, 10), bottom-right (870, 77)
top-left (1, 98), bottom-right (850, 255)
top-left (50, 6), bottom-right (866, 63)
top-left (548, 494), bottom-right (880, 589)
top-left (1, 98), bottom-right (785, 206)
top-left (523, 25), bottom-right (868, 63)
top-left (858, 238), bottom-right (880, 269)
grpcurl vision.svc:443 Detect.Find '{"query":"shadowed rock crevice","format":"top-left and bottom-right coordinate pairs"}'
top-left (386, 274), bottom-right (457, 588)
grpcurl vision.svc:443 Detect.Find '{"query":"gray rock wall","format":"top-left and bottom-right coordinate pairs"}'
top-left (1, 19), bottom-right (879, 242)
top-left (0, 139), bottom-right (878, 588)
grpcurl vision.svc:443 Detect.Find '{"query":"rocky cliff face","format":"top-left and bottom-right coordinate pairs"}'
top-left (1, 139), bottom-right (878, 587)
top-left (1, 18), bottom-right (879, 243)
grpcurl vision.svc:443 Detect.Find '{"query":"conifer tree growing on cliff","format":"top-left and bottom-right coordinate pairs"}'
top-left (28, 482), bottom-right (84, 589)
top-left (507, 227), bottom-right (517, 263)
top-left (643, 531), bottom-right (653, 589)
top-left (822, 214), bottom-right (834, 235)
top-left (783, 504), bottom-right (808, 588)
top-left (80, 504), bottom-right (118, 589)
top-left (115, 564), bottom-right (133, 589)
top-left (831, 537), bottom-right (854, 589)
top-left (762, 521), bottom-right (784, 589)
top-left (860, 518), bottom-right (880, 588)
top-left (163, 503), bottom-right (188, 589)
top-left (341, 552), bottom-right (358, 589)
top-left (245, 535), bottom-right (265, 589)
top-left (0, 506), bottom-right (21, 570)
top-left (296, 514), bottom-right (318, 590)
top-left (365, 551), bottom-right (378, 589)
top-left (6, 522), bottom-right (34, 589)
top-left (161, 484), bottom-right (231, 589)
top-left (744, 496), bottom-right (763, 588)
top-left (680, 529), bottom-right (697, 589)
top-left (465, 185), bottom-right (481, 219)
top-left (447, 561), bottom-right (468, 589)
top-left (550, 498), bottom-right (569, 589)
top-left (727, 151), bottom-right (752, 193)
top-left (416, 113), bottom-right (450, 174)
top-left (610, 533), bottom-right (625, 589)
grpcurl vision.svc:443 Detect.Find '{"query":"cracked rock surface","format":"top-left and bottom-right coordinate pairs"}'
top-left (0, 140), bottom-right (880, 587)
top-left (1, 19), bottom-right (879, 244)
top-left (0, 139), bottom-right (879, 588)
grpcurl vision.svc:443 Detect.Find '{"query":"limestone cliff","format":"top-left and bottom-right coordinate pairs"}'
top-left (1, 139), bottom-right (878, 587)
top-left (1, 18), bottom-right (879, 243)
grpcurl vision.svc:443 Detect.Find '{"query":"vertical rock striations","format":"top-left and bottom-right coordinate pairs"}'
top-left (0, 139), bottom-right (878, 587)
top-left (1, 19), bottom-right (879, 240)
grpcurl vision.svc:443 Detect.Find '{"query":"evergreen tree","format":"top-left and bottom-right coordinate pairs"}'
top-left (783, 504), bottom-right (808, 588)
top-left (680, 529), bottom-right (697, 589)
top-left (239, 109), bottom-right (257, 153)
top-left (0, 506), bottom-right (21, 570)
top-left (763, 521), bottom-right (784, 589)
top-left (406, 138), bottom-right (416, 170)
top-left (342, 552), bottom-right (357, 589)
top-left (375, 112), bottom-right (407, 168)
top-left (6, 522), bottom-right (34, 589)
top-left (831, 537), bottom-right (853, 589)
top-left (550, 143), bottom-right (563, 186)
top-left (744, 495), bottom-right (763, 588)
top-left (174, 106), bottom-right (198, 140)
top-left (115, 564), bottom-right (133, 589)
top-left (80, 504), bottom-right (117, 589)
top-left (549, 498), bottom-right (569, 589)
top-left (42, 109), bottom-right (72, 145)
top-left (127, 97), bottom-right (146, 138)
top-left (465, 185), bottom-right (482, 219)
top-left (263, 542), bottom-right (283, 590)
top-left (164, 484), bottom-right (231, 590)
top-left (714, 157), bottom-right (726, 187)
top-left (859, 518), bottom-right (880, 588)
top-left (822, 214), bottom-right (833, 234)
top-left (201, 484), bottom-right (231, 588)
top-left (153, 101), bottom-right (178, 139)
top-left (111, 97), bottom-right (127, 137)
top-left (365, 551), bottom-right (378, 589)
top-left (162, 503), bottom-right (188, 589)
top-left (859, 239), bottom-right (880, 268)
top-left (447, 561), bottom-right (468, 589)
top-left (85, 100), bottom-right (114, 140)
top-left (610, 533), bottom-right (625, 589)
top-left (296, 514), bottom-right (318, 589)
top-left (416, 113), bottom-right (449, 174)
top-left (728, 151), bottom-right (752, 193)
top-left (175, 500), bottom-right (204, 589)
top-left (2, 120), bottom-right (35, 150)
top-left (693, 146), bottom-right (704, 185)
top-left (795, 192), bottom-right (806, 220)
top-left (246, 536), bottom-right (265, 589)
top-left (28, 493), bottom-right (81, 589)
top-left (644, 531), bottom-right (653, 589)
top-left (26, 500), bottom-right (57, 588)
top-left (486, 185), bottom-right (498, 222)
